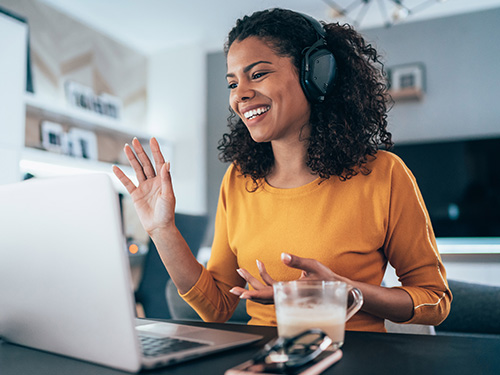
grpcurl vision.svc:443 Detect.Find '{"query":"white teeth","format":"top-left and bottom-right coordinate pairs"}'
top-left (243, 106), bottom-right (270, 120)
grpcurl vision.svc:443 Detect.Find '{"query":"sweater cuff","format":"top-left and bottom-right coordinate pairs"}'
top-left (396, 286), bottom-right (451, 326)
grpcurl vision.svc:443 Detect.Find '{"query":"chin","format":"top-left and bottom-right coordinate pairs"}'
top-left (248, 133), bottom-right (270, 144)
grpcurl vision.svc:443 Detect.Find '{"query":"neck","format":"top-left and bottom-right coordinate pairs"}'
top-left (266, 138), bottom-right (317, 189)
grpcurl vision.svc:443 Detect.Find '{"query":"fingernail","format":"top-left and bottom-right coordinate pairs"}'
top-left (256, 259), bottom-right (263, 272)
top-left (229, 288), bottom-right (240, 295)
top-left (239, 292), bottom-right (248, 299)
top-left (281, 253), bottom-right (292, 263)
top-left (236, 269), bottom-right (245, 278)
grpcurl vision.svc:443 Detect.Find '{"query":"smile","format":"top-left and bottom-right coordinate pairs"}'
top-left (243, 106), bottom-right (270, 120)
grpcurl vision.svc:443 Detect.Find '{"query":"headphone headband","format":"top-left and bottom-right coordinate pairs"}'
top-left (298, 12), bottom-right (327, 39)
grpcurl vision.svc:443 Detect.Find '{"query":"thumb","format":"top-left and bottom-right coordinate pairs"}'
top-left (161, 162), bottom-right (174, 197)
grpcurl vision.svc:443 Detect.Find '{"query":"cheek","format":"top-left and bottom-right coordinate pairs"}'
top-left (229, 94), bottom-right (239, 114)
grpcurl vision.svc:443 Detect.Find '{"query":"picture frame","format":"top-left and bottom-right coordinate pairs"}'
top-left (64, 80), bottom-right (122, 119)
top-left (40, 121), bottom-right (67, 154)
top-left (387, 63), bottom-right (425, 101)
top-left (67, 128), bottom-right (98, 160)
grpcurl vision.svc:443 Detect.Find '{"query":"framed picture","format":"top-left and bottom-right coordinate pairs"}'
top-left (387, 63), bottom-right (425, 101)
top-left (41, 121), bottom-right (67, 154)
top-left (67, 128), bottom-right (98, 160)
top-left (64, 80), bottom-right (122, 119)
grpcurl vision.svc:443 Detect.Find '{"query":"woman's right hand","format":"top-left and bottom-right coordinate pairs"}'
top-left (112, 137), bottom-right (175, 235)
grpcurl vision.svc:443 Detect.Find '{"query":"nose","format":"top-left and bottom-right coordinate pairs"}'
top-left (233, 81), bottom-right (255, 103)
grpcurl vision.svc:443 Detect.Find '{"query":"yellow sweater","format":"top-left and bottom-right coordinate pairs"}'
top-left (181, 151), bottom-right (451, 332)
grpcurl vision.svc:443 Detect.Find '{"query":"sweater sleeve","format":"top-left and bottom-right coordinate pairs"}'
top-left (383, 155), bottom-right (452, 325)
top-left (179, 165), bottom-right (245, 322)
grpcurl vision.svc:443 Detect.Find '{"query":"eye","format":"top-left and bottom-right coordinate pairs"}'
top-left (227, 82), bottom-right (238, 90)
top-left (252, 72), bottom-right (268, 80)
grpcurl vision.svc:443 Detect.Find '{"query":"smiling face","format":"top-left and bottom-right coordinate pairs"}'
top-left (226, 37), bottom-right (311, 144)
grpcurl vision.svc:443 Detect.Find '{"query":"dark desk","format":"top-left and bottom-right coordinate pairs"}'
top-left (1, 320), bottom-right (500, 375)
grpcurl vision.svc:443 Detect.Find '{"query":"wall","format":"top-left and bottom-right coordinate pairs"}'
top-left (362, 7), bottom-right (500, 144)
top-left (148, 42), bottom-right (207, 215)
top-left (205, 52), bottom-right (231, 239)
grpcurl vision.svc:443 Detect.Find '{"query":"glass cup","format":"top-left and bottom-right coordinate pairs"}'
top-left (273, 280), bottom-right (363, 350)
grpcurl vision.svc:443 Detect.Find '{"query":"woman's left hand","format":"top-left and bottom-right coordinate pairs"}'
top-left (229, 260), bottom-right (276, 304)
top-left (229, 253), bottom-right (347, 304)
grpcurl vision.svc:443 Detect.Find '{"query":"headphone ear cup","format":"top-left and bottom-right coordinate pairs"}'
top-left (300, 47), bottom-right (337, 103)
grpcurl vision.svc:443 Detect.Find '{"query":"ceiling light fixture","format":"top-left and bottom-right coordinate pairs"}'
top-left (323, 0), bottom-right (449, 28)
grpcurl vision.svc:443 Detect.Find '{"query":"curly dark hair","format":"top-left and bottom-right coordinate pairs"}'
top-left (218, 8), bottom-right (393, 188)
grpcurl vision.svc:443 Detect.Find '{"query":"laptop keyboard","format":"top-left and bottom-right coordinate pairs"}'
top-left (139, 335), bottom-right (209, 357)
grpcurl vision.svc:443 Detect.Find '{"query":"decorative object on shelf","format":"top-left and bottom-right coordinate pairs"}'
top-left (67, 128), bottom-right (98, 160)
top-left (64, 80), bottom-right (122, 120)
top-left (323, 0), bottom-right (449, 28)
top-left (387, 62), bottom-right (425, 101)
top-left (40, 121), bottom-right (67, 154)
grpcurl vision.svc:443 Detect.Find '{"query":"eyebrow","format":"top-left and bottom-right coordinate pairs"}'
top-left (226, 60), bottom-right (273, 78)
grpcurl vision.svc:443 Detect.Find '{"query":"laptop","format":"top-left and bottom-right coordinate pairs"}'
top-left (0, 174), bottom-right (261, 372)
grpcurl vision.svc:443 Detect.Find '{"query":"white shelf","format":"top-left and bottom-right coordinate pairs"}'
top-left (24, 92), bottom-right (153, 140)
top-left (437, 237), bottom-right (500, 255)
top-left (20, 147), bottom-right (137, 194)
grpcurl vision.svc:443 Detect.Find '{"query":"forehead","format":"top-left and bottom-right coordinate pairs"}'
top-left (226, 37), bottom-right (284, 72)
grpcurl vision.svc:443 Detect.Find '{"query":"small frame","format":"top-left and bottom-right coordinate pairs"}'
top-left (40, 121), bottom-right (67, 154)
top-left (64, 80), bottom-right (122, 119)
top-left (67, 128), bottom-right (98, 160)
top-left (387, 63), bottom-right (425, 101)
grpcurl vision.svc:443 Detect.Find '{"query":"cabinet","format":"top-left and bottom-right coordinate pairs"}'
top-left (0, 13), bottom-right (27, 185)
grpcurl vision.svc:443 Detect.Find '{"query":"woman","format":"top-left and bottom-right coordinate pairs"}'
top-left (113, 8), bottom-right (451, 332)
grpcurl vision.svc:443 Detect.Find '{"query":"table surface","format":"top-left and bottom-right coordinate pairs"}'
top-left (1, 320), bottom-right (500, 375)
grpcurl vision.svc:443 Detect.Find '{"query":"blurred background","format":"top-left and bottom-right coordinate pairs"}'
top-left (1, 0), bottom-right (499, 293)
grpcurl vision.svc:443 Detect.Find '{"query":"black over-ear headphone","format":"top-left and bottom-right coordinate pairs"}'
top-left (298, 13), bottom-right (337, 103)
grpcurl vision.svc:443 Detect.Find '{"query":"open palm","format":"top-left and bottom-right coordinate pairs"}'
top-left (112, 137), bottom-right (175, 235)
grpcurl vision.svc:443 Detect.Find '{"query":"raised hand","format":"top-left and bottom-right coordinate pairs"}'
top-left (112, 137), bottom-right (175, 235)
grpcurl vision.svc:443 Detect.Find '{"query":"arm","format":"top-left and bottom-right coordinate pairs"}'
top-left (382, 154), bottom-right (452, 325)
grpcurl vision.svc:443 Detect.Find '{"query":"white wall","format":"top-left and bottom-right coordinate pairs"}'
top-left (362, 8), bottom-right (500, 144)
top-left (147, 41), bottom-right (207, 215)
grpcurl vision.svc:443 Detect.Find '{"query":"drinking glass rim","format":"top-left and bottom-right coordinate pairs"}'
top-left (273, 280), bottom-right (346, 288)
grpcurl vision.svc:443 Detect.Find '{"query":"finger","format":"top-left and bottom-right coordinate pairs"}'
top-left (256, 260), bottom-right (276, 286)
top-left (281, 252), bottom-right (323, 274)
top-left (160, 162), bottom-right (175, 200)
top-left (132, 137), bottom-right (156, 179)
top-left (236, 268), bottom-right (266, 290)
top-left (124, 143), bottom-right (147, 182)
top-left (229, 287), bottom-right (245, 296)
top-left (112, 165), bottom-right (137, 194)
top-left (239, 288), bottom-right (274, 305)
top-left (150, 137), bottom-right (166, 172)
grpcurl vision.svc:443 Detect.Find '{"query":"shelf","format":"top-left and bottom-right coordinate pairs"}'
top-left (24, 92), bottom-right (153, 140)
top-left (20, 147), bottom-right (137, 194)
top-left (437, 237), bottom-right (500, 255)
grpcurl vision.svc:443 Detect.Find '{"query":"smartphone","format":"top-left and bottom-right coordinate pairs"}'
top-left (225, 349), bottom-right (342, 375)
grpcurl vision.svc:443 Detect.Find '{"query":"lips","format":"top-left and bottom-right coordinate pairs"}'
top-left (242, 105), bottom-right (270, 120)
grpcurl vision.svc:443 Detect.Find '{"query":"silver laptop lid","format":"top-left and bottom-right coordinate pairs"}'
top-left (0, 174), bottom-right (142, 372)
